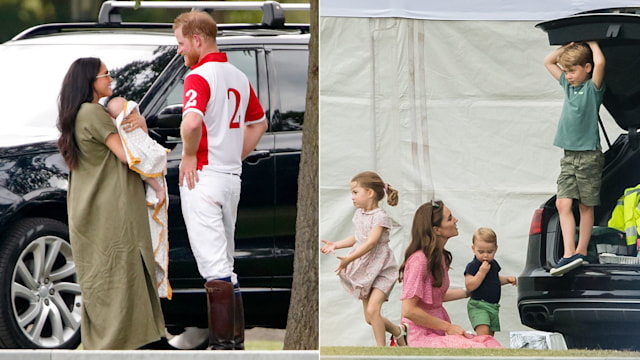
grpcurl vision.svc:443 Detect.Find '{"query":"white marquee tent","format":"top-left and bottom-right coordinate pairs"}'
top-left (318, 0), bottom-right (636, 347)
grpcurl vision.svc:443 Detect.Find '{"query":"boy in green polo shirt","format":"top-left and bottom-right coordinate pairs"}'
top-left (544, 41), bottom-right (606, 276)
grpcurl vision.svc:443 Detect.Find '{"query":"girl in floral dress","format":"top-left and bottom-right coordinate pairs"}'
top-left (321, 171), bottom-right (407, 346)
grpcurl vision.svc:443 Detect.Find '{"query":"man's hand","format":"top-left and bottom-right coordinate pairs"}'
top-left (179, 154), bottom-right (199, 189)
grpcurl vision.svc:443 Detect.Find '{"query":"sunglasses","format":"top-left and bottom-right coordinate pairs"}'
top-left (96, 72), bottom-right (111, 79)
top-left (431, 200), bottom-right (440, 209)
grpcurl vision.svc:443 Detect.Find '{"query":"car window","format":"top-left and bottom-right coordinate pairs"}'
top-left (269, 49), bottom-right (307, 132)
top-left (0, 43), bottom-right (175, 142)
top-left (164, 49), bottom-right (259, 110)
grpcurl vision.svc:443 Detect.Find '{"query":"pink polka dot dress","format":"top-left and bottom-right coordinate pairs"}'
top-left (400, 251), bottom-right (502, 348)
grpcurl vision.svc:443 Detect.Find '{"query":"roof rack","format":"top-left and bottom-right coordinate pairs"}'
top-left (98, 1), bottom-right (309, 28)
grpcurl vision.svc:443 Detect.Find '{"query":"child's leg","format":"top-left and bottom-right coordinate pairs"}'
top-left (146, 177), bottom-right (165, 205)
top-left (474, 324), bottom-right (492, 336)
top-left (576, 203), bottom-right (594, 256)
top-left (556, 197), bottom-right (576, 258)
top-left (363, 288), bottom-right (398, 346)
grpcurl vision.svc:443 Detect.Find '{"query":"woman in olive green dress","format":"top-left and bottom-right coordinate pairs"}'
top-left (57, 57), bottom-right (165, 350)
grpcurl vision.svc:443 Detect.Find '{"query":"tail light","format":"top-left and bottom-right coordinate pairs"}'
top-left (529, 208), bottom-right (544, 236)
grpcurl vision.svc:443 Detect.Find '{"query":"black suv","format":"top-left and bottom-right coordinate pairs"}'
top-left (0, 1), bottom-right (309, 349)
top-left (517, 8), bottom-right (640, 350)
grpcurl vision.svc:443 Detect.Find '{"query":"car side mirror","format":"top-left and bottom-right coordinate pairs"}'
top-left (157, 104), bottom-right (183, 129)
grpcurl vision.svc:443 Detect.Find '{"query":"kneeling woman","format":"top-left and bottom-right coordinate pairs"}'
top-left (399, 201), bottom-right (501, 348)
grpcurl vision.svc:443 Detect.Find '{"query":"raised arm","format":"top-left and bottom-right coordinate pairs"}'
top-left (464, 260), bottom-right (490, 293)
top-left (587, 41), bottom-right (605, 89)
top-left (544, 44), bottom-right (568, 82)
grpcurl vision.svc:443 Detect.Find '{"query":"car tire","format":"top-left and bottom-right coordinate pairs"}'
top-left (0, 217), bottom-right (81, 349)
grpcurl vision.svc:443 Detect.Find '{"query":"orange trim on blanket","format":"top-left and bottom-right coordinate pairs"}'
top-left (150, 180), bottom-right (171, 300)
top-left (118, 101), bottom-right (167, 178)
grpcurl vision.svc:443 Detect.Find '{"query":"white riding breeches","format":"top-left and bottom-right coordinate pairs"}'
top-left (180, 169), bottom-right (241, 284)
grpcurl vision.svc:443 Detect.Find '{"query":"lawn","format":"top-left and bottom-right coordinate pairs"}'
top-left (320, 346), bottom-right (640, 358)
top-left (246, 340), bottom-right (284, 350)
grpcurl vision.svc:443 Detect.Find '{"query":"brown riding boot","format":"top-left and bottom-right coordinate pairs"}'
top-left (205, 279), bottom-right (234, 350)
top-left (233, 290), bottom-right (245, 350)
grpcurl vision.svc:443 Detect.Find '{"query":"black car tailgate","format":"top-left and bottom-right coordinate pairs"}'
top-left (536, 11), bottom-right (640, 142)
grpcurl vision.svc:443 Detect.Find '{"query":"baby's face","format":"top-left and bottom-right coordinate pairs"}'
top-left (472, 240), bottom-right (497, 263)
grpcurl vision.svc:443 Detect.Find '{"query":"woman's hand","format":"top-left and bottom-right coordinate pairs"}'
top-left (121, 111), bottom-right (148, 133)
top-left (445, 323), bottom-right (472, 338)
top-left (321, 240), bottom-right (337, 254)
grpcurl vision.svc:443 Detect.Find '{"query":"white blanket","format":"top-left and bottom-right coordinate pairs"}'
top-left (116, 100), bottom-right (172, 299)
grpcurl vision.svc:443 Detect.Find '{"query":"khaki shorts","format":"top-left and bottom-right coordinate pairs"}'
top-left (557, 149), bottom-right (604, 207)
top-left (467, 298), bottom-right (500, 332)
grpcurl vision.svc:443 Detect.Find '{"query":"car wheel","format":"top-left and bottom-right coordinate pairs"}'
top-left (0, 218), bottom-right (81, 349)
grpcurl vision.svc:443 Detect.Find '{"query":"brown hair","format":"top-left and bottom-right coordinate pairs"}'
top-left (57, 57), bottom-right (102, 170)
top-left (557, 42), bottom-right (593, 70)
top-left (351, 171), bottom-right (398, 206)
top-left (398, 200), bottom-right (452, 287)
top-left (472, 227), bottom-right (497, 245)
top-left (173, 11), bottom-right (218, 41)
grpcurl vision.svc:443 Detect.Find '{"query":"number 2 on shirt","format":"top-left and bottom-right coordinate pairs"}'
top-left (228, 88), bottom-right (241, 129)
top-left (185, 88), bottom-right (241, 129)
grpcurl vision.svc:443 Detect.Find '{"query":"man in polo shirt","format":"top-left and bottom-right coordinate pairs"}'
top-left (173, 11), bottom-right (267, 350)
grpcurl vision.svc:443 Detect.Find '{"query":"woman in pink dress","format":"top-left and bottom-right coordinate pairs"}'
top-left (321, 171), bottom-right (407, 346)
top-left (398, 200), bottom-right (502, 348)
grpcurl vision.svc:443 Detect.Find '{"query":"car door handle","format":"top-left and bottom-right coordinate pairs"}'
top-left (244, 150), bottom-right (271, 164)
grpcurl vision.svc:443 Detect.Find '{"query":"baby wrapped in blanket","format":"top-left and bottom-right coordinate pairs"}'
top-left (107, 96), bottom-right (172, 299)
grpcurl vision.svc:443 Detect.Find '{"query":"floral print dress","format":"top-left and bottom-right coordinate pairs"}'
top-left (339, 207), bottom-right (398, 300)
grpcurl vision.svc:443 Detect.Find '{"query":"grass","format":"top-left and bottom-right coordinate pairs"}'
top-left (245, 340), bottom-right (284, 350)
top-left (320, 346), bottom-right (640, 357)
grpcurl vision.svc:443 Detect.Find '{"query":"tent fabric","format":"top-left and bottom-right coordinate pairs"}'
top-left (319, 0), bottom-right (640, 21)
top-left (318, 15), bottom-right (623, 347)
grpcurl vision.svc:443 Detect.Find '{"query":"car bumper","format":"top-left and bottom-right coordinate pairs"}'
top-left (518, 266), bottom-right (640, 335)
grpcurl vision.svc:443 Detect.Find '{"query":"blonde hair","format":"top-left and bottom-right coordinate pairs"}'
top-left (557, 42), bottom-right (593, 69)
top-left (472, 227), bottom-right (497, 245)
top-left (351, 171), bottom-right (398, 206)
top-left (173, 11), bottom-right (218, 41)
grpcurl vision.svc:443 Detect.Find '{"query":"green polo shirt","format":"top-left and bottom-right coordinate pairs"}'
top-left (553, 72), bottom-right (605, 151)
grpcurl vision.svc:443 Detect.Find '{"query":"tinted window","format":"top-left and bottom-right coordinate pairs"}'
top-left (111, 45), bottom-right (177, 102)
top-left (164, 50), bottom-right (259, 110)
top-left (269, 50), bottom-right (307, 131)
top-left (0, 43), bottom-right (175, 145)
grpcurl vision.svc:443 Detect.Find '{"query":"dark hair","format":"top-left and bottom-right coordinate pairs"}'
top-left (351, 171), bottom-right (398, 206)
top-left (57, 57), bottom-right (101, 170)
top-left (398, 200), bottom-right (452, 287)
